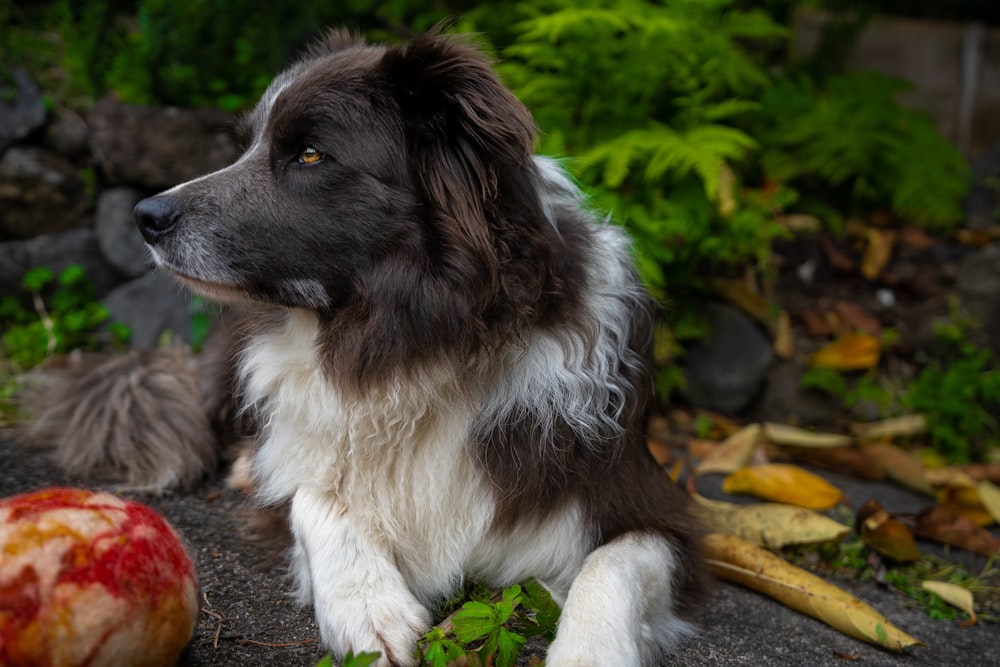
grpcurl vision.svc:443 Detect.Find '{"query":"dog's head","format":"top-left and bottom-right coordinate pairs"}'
top-left (135, 30), bottom-right (587, 379)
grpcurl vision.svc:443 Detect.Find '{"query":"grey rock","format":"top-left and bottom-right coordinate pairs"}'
top-left (0, 228), bottom-right (121, 300)
top-left (955, 242), bottom-right (1000, 352)
top-left (682, 302), bottom-right (774, 414)
top-left (43, 108), bottom-right (91, 159)
top-left (96, 187), bottom-right (151, 278)
top-left (0, 146), bottom-right (90, 240)
top-left (0, 68), bottom-right (47, 151)
top-left (964, 141), bottom-right (1000, 232)
top-left (102, 271), bottom-right (192, 348)
top-left (748, 360), bottom-right (841, 426)
top-left (88, 95), bottom-right (239, 189)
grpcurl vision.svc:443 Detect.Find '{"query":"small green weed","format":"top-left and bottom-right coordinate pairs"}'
top-left (418, 580), bottom-right (559, 667)
top-left (903, 318), bottom-right (1000, 463)
top-left (0, 265), bottom-right (130, 371)
top-left (315, 651), bottom-right (381, 667)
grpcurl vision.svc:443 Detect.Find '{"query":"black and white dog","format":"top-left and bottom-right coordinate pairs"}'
top-left (131, 29), bottom-right (704, 666)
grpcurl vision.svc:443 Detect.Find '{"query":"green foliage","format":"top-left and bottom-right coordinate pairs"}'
top-left (903, 337), bottom-right (1000, 464)
top-left (315, 652), bottom-right (381, 667)
top-left (486, 0), bottom-right (791, 299)
top-left (418, 581), bottom-right (559, 666)
top-left (801, 316), bottom-right (1000, 464)
top-left (6, 0), bottom-right (467, 110)
top-left (0, 265), bottom-right (130, 370)
top-left (757, 71), bottom-right (969, 229)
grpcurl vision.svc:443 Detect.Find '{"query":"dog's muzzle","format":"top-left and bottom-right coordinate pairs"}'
top-left (135, 196), bottom-right (181, 244)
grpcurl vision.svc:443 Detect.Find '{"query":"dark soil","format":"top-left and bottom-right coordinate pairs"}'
top-left (2, 433), bottom-right (998, 667)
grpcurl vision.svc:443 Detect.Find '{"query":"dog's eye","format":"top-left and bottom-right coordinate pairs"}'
top-left (298, 146), bottom-right (323, 164)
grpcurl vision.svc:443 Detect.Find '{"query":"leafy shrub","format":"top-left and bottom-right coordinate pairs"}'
top-left (0, 265), bottom-right (129, 370)
top-left (756, 71), bottom-right (969, 229)
top-left (903, 337), bottom-right (1000, 463)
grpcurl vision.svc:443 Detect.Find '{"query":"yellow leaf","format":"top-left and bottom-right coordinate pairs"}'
top-left (773, 311), bottom-right (795, 360)
top-left (695, 424), bottom-right (762, 476)
top-left (693, 495), bottom-right (850, 548)
top-left (809, 333), bottom-right (881, 371)
top-left (921, 581), bottom-right (977, 625)
top-left (851, 415), bottom-right (927, 441)
top-left (978, 481), bottom-right (1000, 524)
top-left (703, 533), bottom-right (924, 651)
top-left (763, 422), bottom-right (853, 448)
top-left (861, 441), bottom-right (934, 496)
top-left (861, 228), bottom-right (896, 281)
top-left (937, 486), bottom-right (995, 526)
top-left (722, 464), bottom-right (843, 510)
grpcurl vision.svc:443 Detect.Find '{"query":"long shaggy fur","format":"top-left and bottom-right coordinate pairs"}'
top-left (41, 28), bottom-right (706, 666)
top-left (24, 348), bottom-right (216, 489)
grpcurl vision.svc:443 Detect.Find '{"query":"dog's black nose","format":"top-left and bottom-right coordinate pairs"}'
top-left (134, 196), bottom-right (180, 244)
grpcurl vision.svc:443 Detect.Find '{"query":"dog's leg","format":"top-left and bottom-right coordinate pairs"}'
top-left (290, 487), bottom-right (431, 667)
top-left (545, 532), bottom-right (697, 667)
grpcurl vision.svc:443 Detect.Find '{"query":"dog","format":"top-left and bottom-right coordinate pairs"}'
top-left (132, 28), bottom-right (706, 666)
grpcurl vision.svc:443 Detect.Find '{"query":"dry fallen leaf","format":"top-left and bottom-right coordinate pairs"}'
top-left (861, 441), bottom-right (934, 496)
top-left (695, 424), bottom-right (763, 476)
top-left (832, 301), bottom-right (881, 337)
top-left (809, 333), bottom-right (881, 371)
top-left (978, 480), bottom-right (1000, 524)
top-left (773, 311), bottom-right (795, 360)
top-left (914, 507), bottom-right (1000, 557)
top-left (703, 533), bottom-right (924, 652)
top-left (920, 581), bottom-right (977, 626)
top-left (693, 495), bottom-right (850, 548)
top-left (851, 415), bottom-right (927, 441)
top-left (646, 439), bottom-right (673, 466)
top-left (763, 422), bottom-right (853, 448)
top-left (859, 511), bottom-right (919, 563)
top-left (936, 485), bottom-right (995, 527)
top-left (722, 464), bottom-right (843, 510)
top-left (861, 228), bottom-right (896, 281)
top-left (770, 445), bottom-right (884, 481)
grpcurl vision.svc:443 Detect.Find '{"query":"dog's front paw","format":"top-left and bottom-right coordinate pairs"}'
top-left (314, 587), bottom-right (430, 667)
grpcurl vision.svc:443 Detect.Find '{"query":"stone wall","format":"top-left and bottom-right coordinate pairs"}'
top-left (793, 9), bottom-right (1000, 159)
top-left (0, 70), bottom-right (240, 348)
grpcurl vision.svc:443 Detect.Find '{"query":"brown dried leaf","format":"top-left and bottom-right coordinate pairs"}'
top-left (722, 464), bottom-right (843, 510)
top-left (763, 422), bottom-right (853, 448)
top-left (832, 301), bottom-right (881, 337)
top-left (703, 533), bottom-right (923, 651)
top-left (822, 237), bottom-right (857, 272)
top-left (770, 445), bottom-right (885, 481)
top-left (646, 439), bottom-right (673, 467)
top-left (695, 424), bottom-right (763, 476)
top-left (859, 509), bottom-right (919, 563)
top-left (809, 333), bottom-right (881, 371)
top-left (801, 310), bottom-right (833, 338)
top-left (851, 415), bottom-right (926, 441)
top-left (861, 441), bottom-right (934, 496)
top-left (914, 507), bottom-right (1000, 557)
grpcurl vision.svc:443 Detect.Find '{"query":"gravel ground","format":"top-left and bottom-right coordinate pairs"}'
top-left (2, 432), bottom-right (998, 667)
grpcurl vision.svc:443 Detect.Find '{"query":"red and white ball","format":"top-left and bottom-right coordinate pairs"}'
top-left (0, 488), bottom-right (198, 666)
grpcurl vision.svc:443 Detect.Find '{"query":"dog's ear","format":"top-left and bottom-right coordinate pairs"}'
top-left (381, 30), bottom-right (538, 288)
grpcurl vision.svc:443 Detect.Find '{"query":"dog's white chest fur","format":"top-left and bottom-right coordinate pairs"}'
top-left (239, 310), bottom-right (590, 604)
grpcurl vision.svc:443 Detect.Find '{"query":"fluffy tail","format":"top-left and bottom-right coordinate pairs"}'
top-left (22, 346), bottom-right (218, 489)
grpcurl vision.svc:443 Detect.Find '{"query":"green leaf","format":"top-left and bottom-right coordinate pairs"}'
top-left (22, 267), bottom-right (54, 293)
